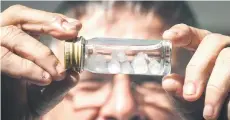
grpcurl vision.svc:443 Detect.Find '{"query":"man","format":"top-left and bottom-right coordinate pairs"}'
top-left (1, 1), bottom-right (229, 120)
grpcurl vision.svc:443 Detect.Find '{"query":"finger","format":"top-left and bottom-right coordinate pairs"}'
top-left (203, 47), bottom-right (230, 120)
top-left (162, 24), bottom-right (211, 51)
top-left (1, 4), bottom-right (82, 39)
top-left (1, 47), bottom-right (51, 86)
top-left (162, 74), bottom-right (184, 97)
top-left (1, 26), bottom-right (65, 80)
top-left (28, 71), bottom-right (79, 117)
top-left (183, 34), bottom-right (230, 102)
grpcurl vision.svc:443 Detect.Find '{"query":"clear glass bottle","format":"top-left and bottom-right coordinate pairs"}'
top-left (64, 36), bottom-right (172, 76)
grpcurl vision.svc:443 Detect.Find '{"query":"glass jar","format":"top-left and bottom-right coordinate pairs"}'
top-left (64, 36), bottom-right (172, 76)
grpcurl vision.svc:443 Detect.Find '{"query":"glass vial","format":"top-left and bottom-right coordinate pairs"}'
top-left (64, 36), bottom-right (172, 76)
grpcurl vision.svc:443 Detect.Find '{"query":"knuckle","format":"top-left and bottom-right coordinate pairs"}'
top-left (172, 23), bottom-right (191, 34)
top-left (174, 23), bottom-right (189, 29)
top-left (1, 25), bottom-right (24, 41)
top-left (0, 47), bottom-right (11, 60)
top-left (203, 33), bottom-right (223, 42)
top-left (50, 14), bottom-right (65, 23)
top-left (7, 4), bottom-right (27, 11)
top-left (3, 5), bottom-right (27, 16)
top-left (1, 25), bottom-right (26, 50)
top-left (3, 25), bottom-right (18, 30)
top-left (1, 25), bottom-right (19, 36)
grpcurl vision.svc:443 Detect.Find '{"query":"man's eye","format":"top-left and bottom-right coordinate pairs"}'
top-left (130, 75), bottom-right (163, 86)
top-left (77, 80), bottom-right (105, 92)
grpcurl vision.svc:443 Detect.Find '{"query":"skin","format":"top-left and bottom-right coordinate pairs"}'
top-left (1, 5), bottom-right (81, 120)
top-left (1, 4), bottom-right (229, 120)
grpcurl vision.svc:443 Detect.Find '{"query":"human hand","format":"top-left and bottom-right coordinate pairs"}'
top-left (1, 5), bottom-right (81, 119)
top-left (162, 24), bottom-right (230, 120)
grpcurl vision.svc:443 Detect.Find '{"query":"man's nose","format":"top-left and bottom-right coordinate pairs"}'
top-left (98, 74), bottom-right (136, 120)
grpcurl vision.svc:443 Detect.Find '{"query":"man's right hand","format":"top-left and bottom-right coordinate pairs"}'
top-left (1, 5), bottom-right (81, 119)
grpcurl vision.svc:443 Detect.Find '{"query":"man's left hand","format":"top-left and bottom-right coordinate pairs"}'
top-left (162, 24), bottom-right (230, 120)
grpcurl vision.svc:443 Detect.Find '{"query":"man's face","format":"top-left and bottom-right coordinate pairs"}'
top-left (46, 7), bottom-right (192, 120)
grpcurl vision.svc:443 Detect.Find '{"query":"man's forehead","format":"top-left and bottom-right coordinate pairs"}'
top-left (78, 8), bottom-right (164, 39)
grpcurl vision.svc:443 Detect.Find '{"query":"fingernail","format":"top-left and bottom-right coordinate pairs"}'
top-left (62, 21), bottom-right (79, 30)
top-left (42, 72), bottom-right (51, 80)
top-left (41, 72), bottom-right (52, 85)
top-left (184, 82), bottom-right (196, 95)
top-left (56, 63), bottom-right (66, 81)
top-left (163, 30), bottom-right (178, 38)
top-left (203, 104), bottom-right (214, 119)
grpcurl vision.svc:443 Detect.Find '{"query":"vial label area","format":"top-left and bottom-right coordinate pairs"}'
top-left (85, 50), bottom-right (168, 76)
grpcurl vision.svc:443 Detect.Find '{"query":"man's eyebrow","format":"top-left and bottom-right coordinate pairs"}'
top-left (79, 78), bottom-right (105, 82)
top-left (79, 74), bottom-right (114, 82)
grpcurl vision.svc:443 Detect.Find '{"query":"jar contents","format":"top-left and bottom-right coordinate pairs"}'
top-left (85, 50), bottom-right (166, 75)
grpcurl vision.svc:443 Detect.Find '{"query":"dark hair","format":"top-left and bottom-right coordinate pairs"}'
top-left (56, 1), bottom-right (198, 28)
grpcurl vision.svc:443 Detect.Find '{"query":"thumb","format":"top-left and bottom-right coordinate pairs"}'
top-left (162, 73), bottom-right (184, 97)
top-left (1, 5), bottom-right (82, 39)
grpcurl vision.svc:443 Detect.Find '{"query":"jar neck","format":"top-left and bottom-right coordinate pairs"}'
top-left (64, 36), bottom-right (86, 72)
top-left (163, 40), bottom-right (172, 58)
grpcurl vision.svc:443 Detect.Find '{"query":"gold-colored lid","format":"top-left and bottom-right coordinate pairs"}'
top-left (64, 36), bottom-right (86, 73)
